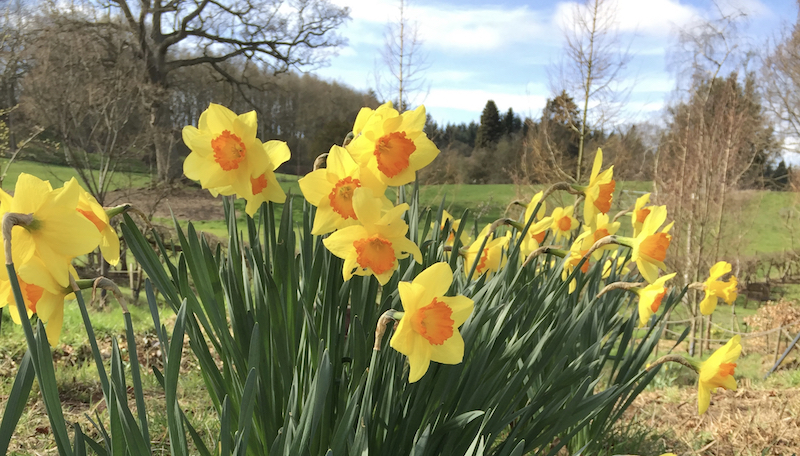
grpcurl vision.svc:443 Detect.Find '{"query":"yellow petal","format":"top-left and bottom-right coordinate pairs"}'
top-left (430, 331), bottom-right (464, 365)
top-left (411, 263), bottom-right (453, 301)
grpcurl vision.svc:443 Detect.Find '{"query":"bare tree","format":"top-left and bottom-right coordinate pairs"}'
top-left (762, 13), bottom-right (800, 154)
top-left (50, 0), bottom-right (349, 182)
top-left (375, 0), bottom-right (428, 111)
top-left (552, 0), bottom-right (632, 181)
top-left (657, 8), bottom-right (777, 355)
top-left (22, 17), bottom-right (153, 205)
top-left (0, 0), bottom-right (31, 156)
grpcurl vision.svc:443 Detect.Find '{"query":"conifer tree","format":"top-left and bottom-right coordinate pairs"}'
top-left (476, 100), bottom-right (503, 147)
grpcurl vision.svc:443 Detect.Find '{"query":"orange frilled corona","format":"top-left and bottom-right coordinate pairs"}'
top-left (299, 145), bottom-right (391, 235)
top-left (322, 188), bottom-right (421, 285)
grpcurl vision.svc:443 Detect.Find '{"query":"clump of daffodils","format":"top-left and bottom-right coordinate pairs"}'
top-left (0, 174), bottom-right (122, 345)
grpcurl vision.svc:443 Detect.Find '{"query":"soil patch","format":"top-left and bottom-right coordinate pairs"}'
top-left (106, 184), bottom-right (225, 222)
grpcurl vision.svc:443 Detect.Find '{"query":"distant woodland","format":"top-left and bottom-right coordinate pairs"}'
top-left (0, 0), bottom-right (796, 193)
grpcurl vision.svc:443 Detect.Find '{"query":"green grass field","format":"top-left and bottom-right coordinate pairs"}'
top-left (0, 159), bottom-right (152, 192)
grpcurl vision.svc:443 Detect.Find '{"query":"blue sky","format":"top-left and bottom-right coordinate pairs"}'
top-left (315, 0), bottom-right (797, 127)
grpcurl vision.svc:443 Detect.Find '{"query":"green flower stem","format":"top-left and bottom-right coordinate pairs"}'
top-left (615, 236), bottom-right (636, 249)
top-left (374, 309), bottom-right (400, 351)
top-left (522, 246), bottom-right (566, 267)
top-left (596, 281), bottom-right (644, 298)
top-left (646, 354), bottom-right (700, 373)
top-left (105, 204), bottom-right (131, 219)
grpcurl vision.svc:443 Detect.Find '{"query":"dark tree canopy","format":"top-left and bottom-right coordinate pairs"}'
top-left (476, 100), bottom-right (503, 147)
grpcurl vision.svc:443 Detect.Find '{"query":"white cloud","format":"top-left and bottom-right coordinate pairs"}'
top-left (554, 0), bottom-right (701, 38)
top-left (424, 88), bottom-right (548, 116)
top-left (332, 0), bottom-right (550, 53)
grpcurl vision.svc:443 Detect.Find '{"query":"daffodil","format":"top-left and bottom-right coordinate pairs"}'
top-left (634, 273), bottom-right (676, 327)
top-left (6, 175), bottom-right (100, 293)
top-left (519, 217), bottom-right (553, 258)
top-left (323, 188), bottom-right (422, 285)
top-left (698, 335), bottom-right (741, 414)
top-left (77, 190), bottom-right (120, 266)
top-left (390, 262), bottom-right (474, 382)
top-left (346, 102), bottom-right (440, 186)
top-left (582, 213), bottom-right (620, 260)
top-left (562, 231), bottom-right (593, 293)
top-left (462, 226), bottom-right (509, 278)
top-left (299, 145), bottom-right (390, 235)
top-left (617, 205), bottom-right (672, 284)
top-left (631, 193), bottom-right (651, 237)
top-left (182, 103), bottom-right (290, 216)
top-left (549, 206), bottom-right (579, 243)
top-left (0, 275), bottom-right (70, 346)
top-left (699, 261), bottom-right (738, 315)
top-left (437, 209), bottom-right (469, 248)
top-left (523, 190), bottom-right (547, 223)
top-left (602, 250), bottom-right (631, 279)
top-left (577, 148), bottom-right (615, 224)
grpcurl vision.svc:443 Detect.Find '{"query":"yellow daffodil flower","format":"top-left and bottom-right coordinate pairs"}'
top-left (562, 231), bottom-right (593, 293)
top-left (0, 275), bottom-right (70, 346)
top-left (323, 188), bottom-right (421, 285)
top-left (634, 273), bottom-right (676, 327)
top-left (618, 205), bottom-right (672, 284)
top-left (698, 335), bottom-right (741, 414)
top-left (523, 190), bottom-right (547, 223)
top-left (436, 209), bottom-right (469, 248)
top-left (346, 102), bottom-right (440, 186)
top-left (631, 193), bottom-right (651, 237)
top-left (299, 145), bottom-right (390, 235)
top-left (699, 261), bottom-right (738, 315)
top-left (77, 190), bottom-right (120, 266)
top-left (5, 175), bottom-right (100, 293)
top-left (519, 217), bottom-right (553, 258)
top-left (390, 262), bottom-right (474, 382)
top-left (549, 206), bottom-right (579, 243)
top-left (580, 148), bottom-right (616, 224)
top-left (583, 213), bottom-right (620, 260)
top-left (462, 226), bottom-right (509, 278)
top-left (182, 103), bottom-right (290, 216)
top-left (602, 250), bottom-right (631, 279)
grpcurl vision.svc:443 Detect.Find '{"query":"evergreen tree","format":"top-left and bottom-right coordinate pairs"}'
top-left (502, 107), bottom-right (520, 136)
top-left (774, 160), bottom-right (790, 190)
top-left (476, 100), bottom-right (503, 147)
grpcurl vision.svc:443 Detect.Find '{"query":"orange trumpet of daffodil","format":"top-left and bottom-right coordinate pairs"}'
top-left (182, 103), bottom-right (290, 216)
top-left (519, 217), bottom-right (553, 258)
top-left (299, 145), bottom-right (390, 235)
top-left (549, 206), bottom-right (579, 243)
top-left (634, 273), bottom-right (676, 327)
top-left (583, 213), bottom-right (620, 260)
top-left (698, 335), bottom-right (741, 414)
top-left (346, 102), bottom-right (440, 186)
top-left (77, 189), bottom-right (120, 266)
top-left (323, 188), bottom-right (422, 285)
top-left (578, 148), bottom-right (615, 224)
top-left (390, 262), bottom-right (474, 382)
top-left (699, 261), bottom-right (738, 315)
top-left (618, 205), bottom-right (672, 284)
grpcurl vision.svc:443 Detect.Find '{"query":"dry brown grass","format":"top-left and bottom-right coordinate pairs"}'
top-left (626, 384), bottom-right (800, 455)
